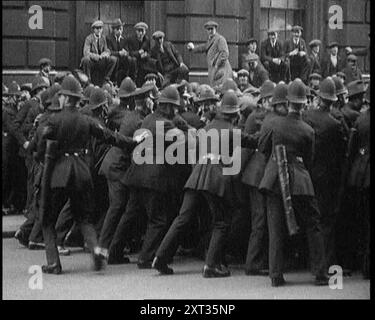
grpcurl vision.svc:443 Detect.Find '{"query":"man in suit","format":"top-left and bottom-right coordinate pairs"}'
top-left (260, 30), bottom-right (288, 83)
top-left (39, 76), bottom-right (146, 274)
top-left (322, 42), bottom-right (344, 78)
top-left (247, 53), bottom-right (269, 89)
top-left (242, 38), bottom-right (262, 70)
top-left (127, 22), bottom-right (157, 87)
top-left (106, 19), bottom-right (136, 86)
top-left (150, 31), bottom-right (189, 88)
top-left (258, 78), bottom-right (328, 287)
top-left (37, 58), bottom-right (54, 87)
top-left (303, 77), bottom-right (346, 267)
top-left (187, 21), bottom-right (233, 87)
top-left (80, 20), bottom-right (117, 86)
top-left (308, 39), bottom-right (322, 76)
top-left (341, 54), bottom-right (363, 85)
top-left (284, 26), bottom-right (310, 83)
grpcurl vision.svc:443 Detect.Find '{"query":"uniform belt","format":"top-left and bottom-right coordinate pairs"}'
top-left (63, 149), bottom-right (89, 157)
top-left (201, 153), bottom-right (221, 162)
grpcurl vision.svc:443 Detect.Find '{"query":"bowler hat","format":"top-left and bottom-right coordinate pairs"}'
top-left (87, 88), bottom-right (107, 110)
top-left (4, 81), bottom-right (21, 96)
top-left (204, 21), bottom-right (218, 29)
top-left (318, 77), bottom-right (337, 102)
top-left (158, 85), bottom-right (180, 106)
top-left (38, 58), bottom-right (52, 67)
top-left (46, 84), bottom-right (62, 104)
top-left (118, 77), bottom-right (137, 98)
top-left (336, 71), bottom-right (346, 80)
top-left (332, 76), bottom-right (348, 96)
top-left (271, 82), bottom-right (288, 105)
top-left (347, 80), bottom-right (366, 97)
top-left (152, 31), bottom-right (165, 39)
top-left (112, 18), bottom-right (125, 29)
top-left (91, 20), bottom-right (104, 28)
top-left (287, 78), bottom-right (307, 104)
top-left (259, 80), bottom-right (276, 99)
top-left (134, 22), bottom-right (148, 30)
top-left (309, 39), bottom-right (321, 48)
top-left (219, 90), bottom-right (240, 114)
top-left (59, 75), bottom-right (83, 98)
top-left (237, 69), bottom-right (250, 77)
top-left (31, 77), bottom-right (49, 94)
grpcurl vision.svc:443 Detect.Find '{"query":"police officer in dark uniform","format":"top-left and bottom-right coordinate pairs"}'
top-left (152, 90), bottom-right (259, 277)
top-left (303, 77), bottom-right (346, 267)
top-left (242, 81), bottom-right (288, 275)
top-left (39, 76), bottom-right (146, 274)
top-left (258, 78), bottom-right (328, 287)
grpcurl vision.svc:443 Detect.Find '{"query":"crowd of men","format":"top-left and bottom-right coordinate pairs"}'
top-left (2, 19), bottom-right (370, 287)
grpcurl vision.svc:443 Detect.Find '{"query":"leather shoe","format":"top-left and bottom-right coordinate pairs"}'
top-left (93, 252), bottom-right (106, 271)
top-left (271, 275), bottom-right (286, 287)
top-left (152, 257), bottom-right (174, 275)
top-left (42, 263), bottom-right (62, 274)
top-left (245, 269), bottom-right (269, 276)
top-left (58, 246), bottom-right (71, 256)
top-left (137, 260), bottom-right (152, 269)
top-left (202, 265), bottom-right (230, 278)
top-left (315, 275), bottom-right (329, 286)
top-left (28, 241), bottom-right (45, 250)
top-left (107, 255), bottom-right (130, 265)
top-left (14, 229), bottom-right (28, 247)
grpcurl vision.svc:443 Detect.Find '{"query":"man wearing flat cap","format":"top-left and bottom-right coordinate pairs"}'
top-left (284, 25), bottom-right (310, 83)
top-left (308, 39), bottom-right (322, 76)
top-left (187, 21), bottom-right (233, 87)
top-left (37, 58), bottom-right (53, 87)
top-left (341, 54), bottom-right (363, 85)
top-left (127, 22), bottom-right (157, 87)
top-left (260, 30), bottom-right (288, 83)
top-left (322, 42), bottom-right (344, 78)
top-left (81, 20), bottom-right (117, 86)
top-left (106, 18), bottom-right (136, 85)
top-left (242, 38), bottom-right (263, 70)
top-left (246, 53), bottom-right (269, 89)
top-left (150, 31), bottom-right (189, 87)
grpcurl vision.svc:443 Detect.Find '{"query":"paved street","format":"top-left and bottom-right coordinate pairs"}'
top-left (3, 238), bottom-right (370, 300)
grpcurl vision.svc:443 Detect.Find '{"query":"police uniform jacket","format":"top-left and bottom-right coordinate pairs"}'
top-left (99, 109), bottom-right (144, 181)
top-left (242, 111), bottom-right (283, 187)
top-left (42, 106), bottom-right (136, 191)
top-left (348, 109), bottom-right (370, 189)
top-left (341, 102), bottom-right (361, 129)
top-left (258, 111), bottom-right (315, 196)
top-left (122, 109), bottom-right (188, 193)
top-left (303, 108), bottom-right (346, 187)
top-left (184, 115), bottom-right (258, 203)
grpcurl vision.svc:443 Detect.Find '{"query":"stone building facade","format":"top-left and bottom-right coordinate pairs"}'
top-left (2, 0), bottom-right (370, 84)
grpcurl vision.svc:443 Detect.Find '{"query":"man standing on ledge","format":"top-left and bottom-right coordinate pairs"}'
top-left (80, 20), bottom-right (117, 86)
top-left (187, 21), bottom-right (233, 88)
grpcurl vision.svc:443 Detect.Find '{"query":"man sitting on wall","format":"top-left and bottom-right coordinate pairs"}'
top-left (106, 18), bottom-right (136, 85)
top-left (80, 20), bottom-right (117, 86)
top-left (37, 58), bottom-right (53, 87)
top-left (150, 31), bottom-right (189, 88)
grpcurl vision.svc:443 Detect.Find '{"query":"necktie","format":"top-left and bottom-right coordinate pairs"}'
top-left (97, 37), bottom-right (101, 54)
